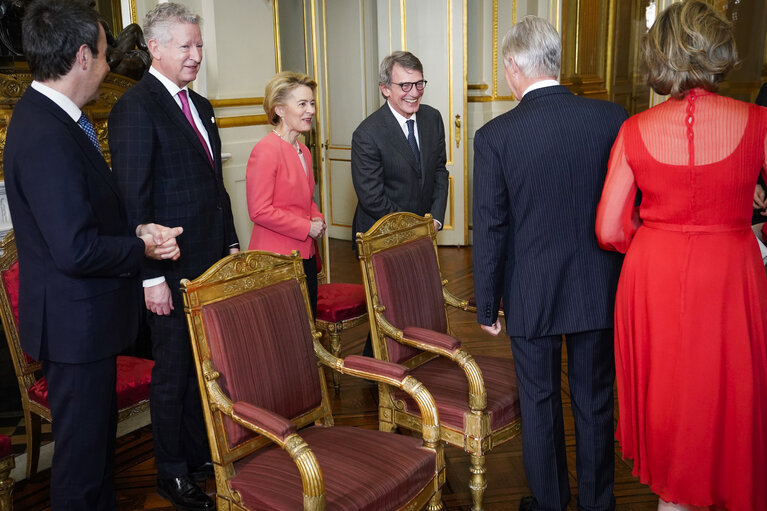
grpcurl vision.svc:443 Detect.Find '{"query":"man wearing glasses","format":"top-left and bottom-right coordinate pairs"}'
top-left (351, 50), bottom-right (449, 240)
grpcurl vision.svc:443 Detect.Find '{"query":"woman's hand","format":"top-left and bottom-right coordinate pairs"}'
top-left (309, 217), bottom-right (326, 239)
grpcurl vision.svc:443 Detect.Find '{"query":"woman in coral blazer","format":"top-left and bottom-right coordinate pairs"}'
top-left (247, 71), bottom-right (325, 314)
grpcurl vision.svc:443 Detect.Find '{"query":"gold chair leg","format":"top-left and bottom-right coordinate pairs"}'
top-left (328, 326), bottom-right (342, 394)
top-left (469, 453), bottom-right (487, 511)
top-left (426, 490), bottom-right (444, 511)
top-left (26, 411), bottom-right (40, 479)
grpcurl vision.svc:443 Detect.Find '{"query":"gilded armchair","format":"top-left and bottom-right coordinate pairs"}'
top-left (181, 249), bottom-right (446, 510)
top-left (356, 212), bottom-right (521, 511)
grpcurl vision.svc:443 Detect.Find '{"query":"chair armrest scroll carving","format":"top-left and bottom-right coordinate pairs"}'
top-left (442, 286), bottom-right (477, 313)
top-left (376, 313), bottom-right (488, 412)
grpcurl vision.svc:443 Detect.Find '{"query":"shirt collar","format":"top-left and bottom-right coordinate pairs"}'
top-left (522, 79), bottom-right (560, 98)
top-left (387, 100), bottom-right (417, 128)
top-left (30, 81), bottom-right (81, 123)
top-left (149, 66), bottom-right (188, 98)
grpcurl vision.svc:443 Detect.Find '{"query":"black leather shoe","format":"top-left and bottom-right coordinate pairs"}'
top-left (157, 475), bottom-right (215, 511)
top-left (189, 461), bottom-right (214, 482)
top-left (519, 495), bottom-right (538, 511)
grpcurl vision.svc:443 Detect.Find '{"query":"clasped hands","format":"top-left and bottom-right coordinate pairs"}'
top-left (137, 223), bottom-right (184, 261)
top-left (309, 216), bottom-right (326, 239)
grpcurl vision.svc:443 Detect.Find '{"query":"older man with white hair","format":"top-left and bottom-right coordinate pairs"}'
top-left (472, 16), bottom-right (627, 511)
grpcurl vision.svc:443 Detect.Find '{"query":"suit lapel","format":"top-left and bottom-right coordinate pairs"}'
top-left (145, 74), bottom-right (215, 171)
top-left (28, 89), bottom-right (121, 198)
top-left (379, 105), bottom-right (421, 174)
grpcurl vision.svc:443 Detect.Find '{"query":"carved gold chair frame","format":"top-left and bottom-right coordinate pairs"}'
top-left (182, 250), bottom-right (446, 511)
top-left (356, 212), bottom-right (522, 510)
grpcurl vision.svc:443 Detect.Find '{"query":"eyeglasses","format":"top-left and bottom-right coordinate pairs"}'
top-left (392, 80), bottom-right (427, 92)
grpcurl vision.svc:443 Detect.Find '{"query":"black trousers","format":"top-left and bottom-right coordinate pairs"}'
top-left (148, 306), bottom-right (210, 479)
top-left (44, 356), bottom-right (118, 510)
top-left (510, 329), bottom-right (616, 511)
top-left (303, 256), bottom-right (318, 318)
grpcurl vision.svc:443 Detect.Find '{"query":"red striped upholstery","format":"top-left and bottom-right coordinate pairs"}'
top-left (371, 238), bottom-right (447, 364)
top-left (395, 356), bottom-right (521, 430)
top-left (202, 280), bottom-right (322, 448)
top-left (0, 434), bottom-right (10, 458)
top-left (231, 426), bottom-right (435, 511)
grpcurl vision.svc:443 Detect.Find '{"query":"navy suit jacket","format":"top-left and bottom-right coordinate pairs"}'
top-left (4, 87), bottom-right (145, 363)
top-left (472, 85), bottom-right (627, 339)
top-left (108, 72), bottom-right (238, 293)
top-left (351, 103), bottom-right (449, 236)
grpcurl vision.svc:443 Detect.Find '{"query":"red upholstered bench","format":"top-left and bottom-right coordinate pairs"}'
top-left (0, 231), bottom-right (154, 479)
top-left (0, 434), bottom-right (14, 510)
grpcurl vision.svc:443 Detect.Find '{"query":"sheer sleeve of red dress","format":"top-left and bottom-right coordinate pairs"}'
top-left (595, 126), bottom-right (640, 253)
top-left (596, 90), bottom-right (767, 253)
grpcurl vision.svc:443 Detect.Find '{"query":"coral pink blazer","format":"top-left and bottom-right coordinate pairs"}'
top-left (246, 131), bottom-right (323, 257)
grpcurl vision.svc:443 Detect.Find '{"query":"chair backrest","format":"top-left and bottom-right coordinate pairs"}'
top-left (182, 250), bottom-right (332, 462)
top-left (0, 231), bottom-right (42, 394)
top-left (356, 213), bottom-right (448, 365)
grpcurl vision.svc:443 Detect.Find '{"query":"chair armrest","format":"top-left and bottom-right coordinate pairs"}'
top-left (375, 313), bottom-right (488, 413)
top-left (225, 394), bottom-right (327, 508)
top-left (232, 402), bottom-right (297, 442)
top-left (340, 355), bottom-right (441, 446)
top-left (442, 286), bottom-right (477, 313)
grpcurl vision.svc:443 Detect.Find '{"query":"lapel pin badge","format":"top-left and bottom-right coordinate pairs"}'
top-left (211, 117), bottom-right (216, 124)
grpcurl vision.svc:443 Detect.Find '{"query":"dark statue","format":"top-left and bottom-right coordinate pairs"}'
top-left (0, 0), bottom-right (150, 80)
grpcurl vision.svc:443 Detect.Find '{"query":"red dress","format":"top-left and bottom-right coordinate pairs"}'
top-left (596, 90), bottom-right (767, 510)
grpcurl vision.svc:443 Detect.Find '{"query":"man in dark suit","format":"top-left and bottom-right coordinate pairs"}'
top-left (472, 16), bottom-right (626, 511)
top-left (4, 1), bottom-right (181, 509)
top-left (351, 50), bottom-right (449, 236)
top-left (108, 3), bottom-right (238, 510)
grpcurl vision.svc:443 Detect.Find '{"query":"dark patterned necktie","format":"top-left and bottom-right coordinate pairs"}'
top-left (78, 113), bottom-right (102, 155)
top-left (406, 119), bottom-right (421, 167)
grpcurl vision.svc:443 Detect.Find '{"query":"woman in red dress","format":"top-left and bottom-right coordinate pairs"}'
top-left (596, 1), bottom-right (767, 510)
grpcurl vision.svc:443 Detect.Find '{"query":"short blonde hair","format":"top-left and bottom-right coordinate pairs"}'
top-left (642, 0), bottom-right (737, 99)
top-left (263, 71), bottom-right (317, 126)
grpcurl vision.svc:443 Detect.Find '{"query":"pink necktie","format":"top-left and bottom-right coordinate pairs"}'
top-left (178, 90), bottom-right (214, 168)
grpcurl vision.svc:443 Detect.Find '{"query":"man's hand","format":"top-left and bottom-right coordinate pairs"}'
top-left (309, 217), bottom-right (326, 239)
top-left (138, 223), bottom-right (183, 260)
top-left (480, 319), bottom-right (502, 336)
top-left (145, 281), bottom-right (173, 315)
top-left (433, 219), bottom-right (441, 232)
top-left (754, 184), bottom-right (767, 215)
top-left (229, 246), bottom-right (240, 255)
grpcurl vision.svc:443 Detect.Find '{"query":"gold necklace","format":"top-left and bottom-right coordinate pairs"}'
top-left (272, 129), bottom-right (301, 154)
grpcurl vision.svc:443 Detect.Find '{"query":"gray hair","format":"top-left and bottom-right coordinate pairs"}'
top-left (378, 51), bottom-right (423, 87)
top-left (143, 2), bottom-right (200, 46)
top-left (501, 15), bottom-right (561, 78)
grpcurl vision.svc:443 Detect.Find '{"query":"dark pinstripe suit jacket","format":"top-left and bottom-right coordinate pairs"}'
top-left (108, 72), bottom-right (238, 290)
top-left (472, 85), bottom-right (627, 339)
top-left (351, 103), bottom-right (449, 236)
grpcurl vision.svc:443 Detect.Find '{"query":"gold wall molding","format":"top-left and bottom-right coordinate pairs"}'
top-left (215, 114), bottom-right (269, 129)
top-left (209, 97), bottom-right (264, 108)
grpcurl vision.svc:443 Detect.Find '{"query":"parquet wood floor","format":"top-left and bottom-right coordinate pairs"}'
top-left (9, 239), bottom-right (658, 510)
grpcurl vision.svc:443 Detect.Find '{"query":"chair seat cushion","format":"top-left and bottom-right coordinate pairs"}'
top-left (395, 355), bottom-right (521, 431)
top-left (27, 356), bottom-right (153, 410)
top-left (231, 426), bottom-right (436, 510)
top-left (316, 283), bottom-right (367, 323)
top-left (0, 434), bottom-right (10, 458)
